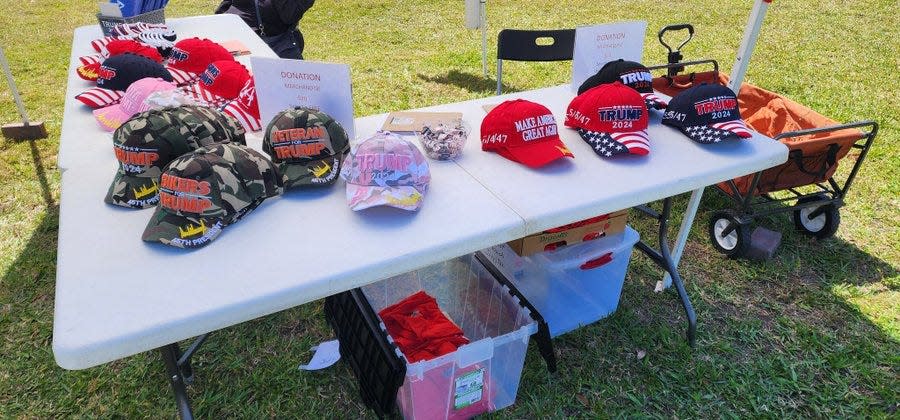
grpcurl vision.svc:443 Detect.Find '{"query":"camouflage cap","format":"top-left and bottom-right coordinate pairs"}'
top-left (106, 105), bottom-right (247, 209)
top-left (261, 107), bottom-right (350, 189)
top-left (142, 143), bottom-right (284, 249)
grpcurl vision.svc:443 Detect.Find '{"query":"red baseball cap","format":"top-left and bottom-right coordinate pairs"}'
top-left (165, 38), bottom-right (234, 85)
top-left (565, 81), bottom-right (650, 157)
top-left (222, 79), bottom-right (262, 132)
top-left (77, 39), bottom-right (162, 82)
top-left (481, 99), bottom-right (574, 168)
top-left (179, 60), bottom-right (251, 108)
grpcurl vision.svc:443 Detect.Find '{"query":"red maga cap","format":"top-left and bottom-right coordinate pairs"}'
top-left (566, 82), bottom-right (650, 157)
top-left (180, 60), bottom-right (251, 107)
top-left (480, 99), bottom-right (573, 168)
top-left (166, 38), bottom-right (234, 74)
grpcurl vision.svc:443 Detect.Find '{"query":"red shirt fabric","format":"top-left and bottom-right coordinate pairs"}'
top-left (378, 291), bottom-right (469, 363)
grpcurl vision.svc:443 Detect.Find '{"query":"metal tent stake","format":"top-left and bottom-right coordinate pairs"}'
top-left (1, 46), bottom-right (48, 140)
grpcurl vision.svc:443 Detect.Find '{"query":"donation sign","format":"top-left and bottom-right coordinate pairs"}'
top-left (570, 21), bottom-right (648, 92)
top-left (250, 57), bottom-right (356, 140)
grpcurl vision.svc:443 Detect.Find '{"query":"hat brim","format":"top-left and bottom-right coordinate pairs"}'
top-left (179, 83), bottom-right (230, 108)
top-left (346, 183), bottom-right (425, 211)
top-left (498, 137), bottom-right (574, 168)
top-left (104, 171), bottom-right (161, 209)
top-left (76, 87), bottom-right (125, 108)
top-left (278, 155), bottom-right (344, 190)
top-left (166, 67), bottom-right (200, 86)
top-left (576, 128), bottom-right (650, 157)
top-left (76, 63), bottom-right (101, 82)
top-left (93, 103), bottom-right (132, 132)
top-left (142, 206), bottom-right (227, 249)
top-left (78, 54), bottom-right (103, 66)
top-left (681, 120), bottom-right (753, 144)
top-left (222, 99), bottom-right (261, 132)
top-left (640, 92), bottom-right (668, 109)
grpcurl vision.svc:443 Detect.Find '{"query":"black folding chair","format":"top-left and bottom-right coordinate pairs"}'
top-left (496, 29), bottom-right (575, 94)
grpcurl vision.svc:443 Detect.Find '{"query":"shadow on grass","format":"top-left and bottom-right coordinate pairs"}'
top-left (701, 190), bottom-right (898, 286)
top-left (417, 70), bottom-right (518, 94)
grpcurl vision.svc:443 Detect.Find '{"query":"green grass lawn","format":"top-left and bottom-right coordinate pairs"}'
top-left (1, 0), bottom-right (897, 417)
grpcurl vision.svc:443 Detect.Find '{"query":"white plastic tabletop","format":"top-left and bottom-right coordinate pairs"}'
top-left (406, 86), bottom-right (788, 234)
top-left (57, 14), bottom-right (277, 171)
top-left (53, 113), bottom-right (525, 370)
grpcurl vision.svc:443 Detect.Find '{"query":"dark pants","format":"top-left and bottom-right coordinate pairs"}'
top-left (261, 28), bottom-right (305, 59)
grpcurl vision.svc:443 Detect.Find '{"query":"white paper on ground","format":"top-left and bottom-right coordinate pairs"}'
top-left (298, 339), bottom-right (341, 371)
top-left (570, 21), bottom-right (648, 92)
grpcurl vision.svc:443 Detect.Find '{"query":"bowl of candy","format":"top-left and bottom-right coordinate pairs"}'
top-left (417, 120), bottom-right (470, 161)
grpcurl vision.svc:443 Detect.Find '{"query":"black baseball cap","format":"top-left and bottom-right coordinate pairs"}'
top-left (661, 83), bottom-right (753, 144)
top-left (578, 59), bottom-right (667, 110)
top-left (76, 53), bottom-right (174, 109)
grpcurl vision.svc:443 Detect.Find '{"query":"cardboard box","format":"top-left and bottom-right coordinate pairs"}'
top-left (381, 111), bottom-right (462, 132)
top-left (507, 210), bottom-right (628, 256)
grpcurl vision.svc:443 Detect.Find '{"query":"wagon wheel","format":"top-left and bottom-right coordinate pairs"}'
top-left (793, 194), bottom-right (841, 239)
top-left (709, 210), bottom-right (751, 258)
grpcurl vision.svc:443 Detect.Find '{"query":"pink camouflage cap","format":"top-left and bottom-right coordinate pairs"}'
top-left (93, 77), bottom-right (177, 131)
top-left (340, 131), bottom-right (431, 211)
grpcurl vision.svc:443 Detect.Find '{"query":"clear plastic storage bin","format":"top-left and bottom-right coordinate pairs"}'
top-left (325, 254), bottom-right (537, 420)
top-left (485, 226), bottom-right (639, 338)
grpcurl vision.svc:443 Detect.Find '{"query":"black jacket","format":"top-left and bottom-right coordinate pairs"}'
top-left (216, 0), bottom-right (315, 36)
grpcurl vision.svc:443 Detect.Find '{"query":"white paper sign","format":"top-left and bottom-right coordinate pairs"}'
top-left (570, 21), bottom-right (648, 92)
top-left (250, 57), bottom-right (356, 140)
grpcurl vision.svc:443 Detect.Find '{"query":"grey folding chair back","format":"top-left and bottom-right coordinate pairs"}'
top-left (496, 29), bottom-right (576, 94)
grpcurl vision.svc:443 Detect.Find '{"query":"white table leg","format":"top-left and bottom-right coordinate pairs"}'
top-left (658, 187), bottom-right (705, 291)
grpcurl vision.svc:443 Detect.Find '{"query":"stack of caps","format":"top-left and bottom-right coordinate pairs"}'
top-left (92, 77), bottom-right (184, 131)
top-left (75, 53), bottom-right (174, 108)
top-left (262, 107), bottom-right (350, 189)
top-left (165, 37), bottom-right (235, 86)
top-left (142, 143), bottom-right (284, 249)
top-left (78, 38), bottom-right (163, 80)
top-left (661, 83), bottom-right (753, 143)
top-left (480, 99), bottom-right (573, 168)
top-left (106, 105), bottom-right (245, 209)
top-left (340, 131), bottom-right (431, 211)
top-left (91, 22), bottom-right (177, 56)
top-left (565, 81), bottom-right (650, 158)
top-left (578, 59), bottom-right (668, 110)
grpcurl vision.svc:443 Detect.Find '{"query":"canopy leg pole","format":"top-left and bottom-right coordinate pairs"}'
top-left (729, 0), bottom-right (772, 90)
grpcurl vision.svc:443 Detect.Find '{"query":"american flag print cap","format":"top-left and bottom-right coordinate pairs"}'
top-left (661, 83), bottom-right (752, 144)
top-left (566, 81), bottom-right (651, 158)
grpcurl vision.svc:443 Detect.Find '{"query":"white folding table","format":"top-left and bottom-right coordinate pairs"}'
top-left (53, 16), bottom-right (788, 419)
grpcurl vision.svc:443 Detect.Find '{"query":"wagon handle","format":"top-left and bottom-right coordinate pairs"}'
top-left (658, 24), bottom-right (694, 76)
top-left (773, 120), bottom-right (878, 140)
top-left (646, 59), bottom-right (719, 88)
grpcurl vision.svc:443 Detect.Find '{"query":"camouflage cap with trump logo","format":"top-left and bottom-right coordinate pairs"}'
top-left (261, 107), bottom-right (350, 189)
top-left (106, 105), bottom-right (247, 209)
top-left (142, 143), bottom-right (284, 249)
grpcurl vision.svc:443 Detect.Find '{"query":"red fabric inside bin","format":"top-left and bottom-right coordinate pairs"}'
top-left (379, 291), bottom-right (469, 363)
